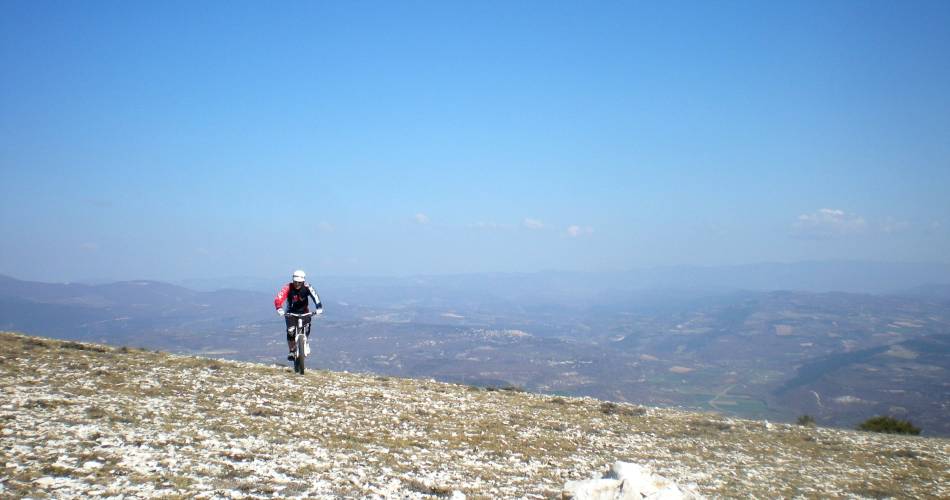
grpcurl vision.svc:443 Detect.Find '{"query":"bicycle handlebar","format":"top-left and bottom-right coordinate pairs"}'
top-left (284, 311), bottom-right (319, 318)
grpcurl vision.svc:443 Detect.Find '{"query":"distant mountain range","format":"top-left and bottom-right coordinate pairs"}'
top-left (164, 260), bottom-right (950, 297)
top-left (0, 274), bottom-right (271, 348)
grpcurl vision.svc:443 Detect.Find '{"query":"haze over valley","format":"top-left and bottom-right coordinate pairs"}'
top-left (4, 261), bottom-right (949, 436)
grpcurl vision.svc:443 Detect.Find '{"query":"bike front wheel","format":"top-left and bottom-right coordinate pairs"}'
top-left (295, 333), bottom-right (306, 375)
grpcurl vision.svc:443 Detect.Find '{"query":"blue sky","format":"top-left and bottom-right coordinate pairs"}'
top-left (2, 1), bottom-right (949, 282)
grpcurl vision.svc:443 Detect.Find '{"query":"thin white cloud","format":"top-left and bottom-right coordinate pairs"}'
top-left (566, 225), bottom-right (594, 238)
top-left (879, 217), bottom-right (909, 234)
top-left (317, 221), bottom-right (335, 233)
top-left (921, 220), bottom-right (946, 236)
top-left (522, 217), bottom-right (545, 230)
top-left (471, 221), bottom-right (513, 230)
top-left (80, 242), bottom-right (98, 252)
top-left (833, 395), bottom-right (869, 405)
top-left (414, 213), bottom-right (430, 225)
top-left (793, 208), bottom-right (867, 238)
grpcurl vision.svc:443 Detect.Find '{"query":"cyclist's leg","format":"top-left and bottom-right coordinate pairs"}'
top-left (303, 316), bottom-right (312, 338)
top-left (285, 317), bottom-right (296, 353)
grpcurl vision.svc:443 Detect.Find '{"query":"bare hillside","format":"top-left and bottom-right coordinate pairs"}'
top-left (1, 332), bottom-right (947, 498)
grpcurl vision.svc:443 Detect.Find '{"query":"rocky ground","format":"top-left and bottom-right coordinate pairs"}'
top-left (1, 331), bottom-right (948, 499)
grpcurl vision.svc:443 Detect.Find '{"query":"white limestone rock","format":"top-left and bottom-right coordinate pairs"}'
top-left (562, 478), bottom-right (624, 500)
top-left (563, 461), bottom-right (704, 500)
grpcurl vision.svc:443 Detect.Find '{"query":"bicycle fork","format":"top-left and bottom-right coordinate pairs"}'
top-left (296, 318), bottom-right (310, 357)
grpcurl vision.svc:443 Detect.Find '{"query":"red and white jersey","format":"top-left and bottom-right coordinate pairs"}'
top-left (274, 282), bottom-right (322, 314)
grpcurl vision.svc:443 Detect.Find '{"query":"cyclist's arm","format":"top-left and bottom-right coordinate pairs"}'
top-left (274, 284), bottom-right (290, 311)
top-left (307, 284), bottom-right (323, 314)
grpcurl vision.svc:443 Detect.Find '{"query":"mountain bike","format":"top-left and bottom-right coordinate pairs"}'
top-left (285, 311), bottom-right (318, 375)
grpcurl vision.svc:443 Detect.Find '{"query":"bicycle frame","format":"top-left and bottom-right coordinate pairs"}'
top-left (284, 311), bottom-right (317, 374)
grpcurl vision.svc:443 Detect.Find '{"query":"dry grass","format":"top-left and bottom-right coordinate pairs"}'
top-left (2, 331), bottom-right (948, 499)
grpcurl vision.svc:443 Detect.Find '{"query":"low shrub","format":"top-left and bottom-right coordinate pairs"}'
top-left (485, 384), bottom-right (524, 393)
top-left (857, 416), bottom-right (920, 435)
top-left (600, 401), bottom-right (646, 417)
top-left (60, 341), bottom-right (109, 353)
top-left (796, 415), bottom-right (816, 427)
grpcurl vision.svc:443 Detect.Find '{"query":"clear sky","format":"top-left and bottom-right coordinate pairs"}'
top-left (2, 1), bottom-right (949, 282)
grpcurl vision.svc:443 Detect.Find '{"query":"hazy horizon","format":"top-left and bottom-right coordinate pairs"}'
top-left (4, 259), bottom-right (950, 297)
top-left (3, 2), bottom-right (949, 282)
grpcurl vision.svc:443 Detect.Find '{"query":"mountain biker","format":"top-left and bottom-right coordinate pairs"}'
top-left (274, 270), bottom-right (323, 361)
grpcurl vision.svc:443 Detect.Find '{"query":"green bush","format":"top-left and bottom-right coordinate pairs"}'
top-left (500, 384), bottom-right (525, 393)
top-left (857, 416), bottom-right (920, 435)
top-left (796, 415), bottom-right (816, 427)
top-left (485, 384), bottom-right (525, 393)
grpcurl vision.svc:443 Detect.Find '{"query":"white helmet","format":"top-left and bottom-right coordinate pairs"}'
top-left (292, 270), bottom-right (306, 283)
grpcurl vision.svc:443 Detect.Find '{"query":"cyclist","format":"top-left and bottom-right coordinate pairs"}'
top-left (274, 269), bottom-right (323, 361)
